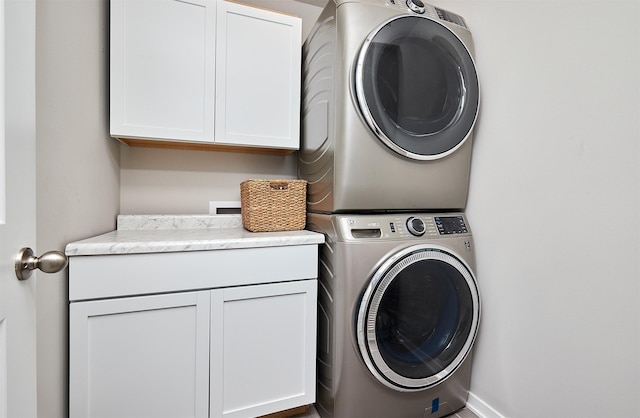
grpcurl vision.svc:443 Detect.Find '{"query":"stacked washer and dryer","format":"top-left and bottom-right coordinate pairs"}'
top-left (299, 0), bottom-right (481, 417)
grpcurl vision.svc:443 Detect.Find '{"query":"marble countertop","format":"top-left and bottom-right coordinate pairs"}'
top-left (65, 215), bottom-right (325, 256)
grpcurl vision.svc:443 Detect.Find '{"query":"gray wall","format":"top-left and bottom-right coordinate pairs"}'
top-left (120, 147), bottom-right (298, 214)
top-left (431, 0), bottom-right (639, 416)
top-left (35, 0), bottom-right (120, 416)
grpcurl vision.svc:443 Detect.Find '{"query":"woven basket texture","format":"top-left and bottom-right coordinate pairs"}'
top-left (240, 179), bottom-right (307, 232)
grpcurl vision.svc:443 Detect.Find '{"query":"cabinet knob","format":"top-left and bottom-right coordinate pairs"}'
top-left (15, 247), bottom-right (68, 281)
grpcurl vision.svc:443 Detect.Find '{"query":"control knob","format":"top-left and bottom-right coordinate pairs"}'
top-left (406, 0), bottom-right (426, 14)
top-left (406, 217), bottom-right (426, 236)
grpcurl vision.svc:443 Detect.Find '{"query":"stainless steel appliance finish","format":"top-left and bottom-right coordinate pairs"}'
top-left (309, 212), bottom-right (480, 418)
top-left (299, 0), bottom-right (480, 213)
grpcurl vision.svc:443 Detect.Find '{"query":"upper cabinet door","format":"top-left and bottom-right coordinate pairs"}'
top-left (110, 0), bottom-right (215, 142)
top-left (214, 1), bottom-right (301, 150)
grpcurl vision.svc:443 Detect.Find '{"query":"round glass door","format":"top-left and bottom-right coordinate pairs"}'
top-left (354, 16), bottom-right (479, 160)
top-left (356, 245), bottom-right (480, 391)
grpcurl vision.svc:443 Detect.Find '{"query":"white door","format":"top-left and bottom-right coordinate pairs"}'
top-left (0, 0), bottom-right (38, 416)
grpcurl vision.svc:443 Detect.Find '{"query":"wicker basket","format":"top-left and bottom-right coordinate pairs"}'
top-left (240, 179), bottom-right (307, 232)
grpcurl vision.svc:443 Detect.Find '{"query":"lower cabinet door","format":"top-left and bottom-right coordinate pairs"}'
top-left (69, 291), bottom-right (211, 418)
top-left (210, 280), bottom-right (317, 418)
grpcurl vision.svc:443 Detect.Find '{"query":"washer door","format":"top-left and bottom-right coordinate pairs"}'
top-left (356, 245), bottom-right (480, 391)
top-left (354, 16), bottom-right (479, 160)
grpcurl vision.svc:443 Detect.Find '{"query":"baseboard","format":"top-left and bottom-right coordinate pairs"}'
top-left (466, 392), bottom-right (505, 418)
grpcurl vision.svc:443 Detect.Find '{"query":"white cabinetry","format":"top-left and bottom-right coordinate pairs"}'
top-left (69, 246), bottom-right (317, 418)
top-left (110, 0), bottom-right (301, 153)
top-left (109, 0), bottom-right (214, 143)
top-left (69, 292), bottom-right (211, 418)
top-left (211, 281), bottom-right (316, 417)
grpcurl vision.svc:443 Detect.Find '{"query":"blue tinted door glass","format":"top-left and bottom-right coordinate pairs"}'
top-left (374, 259), bottom-right (474, 379)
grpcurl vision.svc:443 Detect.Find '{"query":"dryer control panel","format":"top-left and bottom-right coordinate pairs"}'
top-left (383, 0), bottom-right (469, 29)
top-left (338, 213), bottom-right (470, 241)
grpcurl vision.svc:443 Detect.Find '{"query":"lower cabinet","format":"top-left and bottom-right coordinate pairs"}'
top-left (69, 279), bottom-right (317, 418)
top-left (69, 291), bottom-right (211, 417)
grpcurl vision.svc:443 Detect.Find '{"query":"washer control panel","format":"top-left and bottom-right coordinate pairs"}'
top-left (435, 215), bottom-right (468, 235)
top-left (339, 213), bottom-right (470, 240)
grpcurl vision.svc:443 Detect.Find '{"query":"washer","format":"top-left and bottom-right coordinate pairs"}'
top-left (308, 212), bottom-right (480, 417)
top-left (299, 0), bottom-right (480, 213)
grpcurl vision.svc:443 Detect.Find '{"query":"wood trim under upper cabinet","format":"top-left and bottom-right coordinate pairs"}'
top-left (116, 137), bottom-right (296, 156)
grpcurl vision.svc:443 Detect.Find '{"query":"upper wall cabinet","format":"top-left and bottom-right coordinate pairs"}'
top-left (110, 0), bottom-right (302, 154)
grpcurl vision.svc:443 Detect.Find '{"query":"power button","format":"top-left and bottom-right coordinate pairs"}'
top-left (406, 217), bottom-right (426, 236)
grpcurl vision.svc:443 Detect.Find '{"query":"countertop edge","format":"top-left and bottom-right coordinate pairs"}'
top-left (65, 228), bottom-right (325, 257)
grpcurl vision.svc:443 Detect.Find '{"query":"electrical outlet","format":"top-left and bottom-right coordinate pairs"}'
top-left (209, 201), bottom-right (241, 215)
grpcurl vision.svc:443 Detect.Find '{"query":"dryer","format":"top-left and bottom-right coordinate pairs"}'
top-left (299, 0), bottom-right (480, 213)
top-left (308, 212), bottom-right (480, 417)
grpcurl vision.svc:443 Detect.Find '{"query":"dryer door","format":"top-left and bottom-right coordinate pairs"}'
top-left (354, 16), bottom-right (479, 160)
top-left (356, 245), bottom-right (480, 391)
